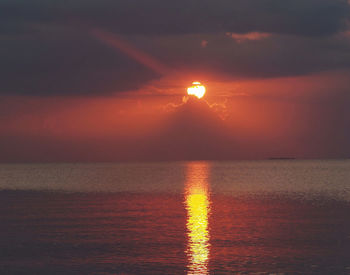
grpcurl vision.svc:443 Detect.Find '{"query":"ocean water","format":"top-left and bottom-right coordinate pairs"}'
top-left (0, 160), bottom-right (350, 274)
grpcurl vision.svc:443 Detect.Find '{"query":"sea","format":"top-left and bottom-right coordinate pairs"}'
top-left (0, 160), bottom-right (349, 274)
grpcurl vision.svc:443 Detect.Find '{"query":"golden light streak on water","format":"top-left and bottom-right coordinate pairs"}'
top-left (185, 162), bottom-right (211, 275)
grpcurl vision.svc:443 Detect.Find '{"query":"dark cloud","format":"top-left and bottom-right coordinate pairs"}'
top-left (148, 97), bottom-right (236, 160)
top-left (1, 0), bottom-right (350, 95)
top-left (142, 33), bottom-right (350, 78)
top-left (0, 30), bottom-right (158, 95)
top-left (2, 29), bottom-right (350, 95)
top-left (1, 0), bottom-right (349, 36)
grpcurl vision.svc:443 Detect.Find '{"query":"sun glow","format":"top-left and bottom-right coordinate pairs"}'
top-left (185, 162), bottom-right (211, 275)
top-left (187, 82), bottom-right (206, 99)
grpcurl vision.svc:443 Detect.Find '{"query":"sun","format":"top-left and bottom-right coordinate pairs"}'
top-left (187, 81), bottom-right (206, 99)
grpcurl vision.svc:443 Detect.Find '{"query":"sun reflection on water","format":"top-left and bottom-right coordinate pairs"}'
top-left (185, 162), bottom-right (211, 275)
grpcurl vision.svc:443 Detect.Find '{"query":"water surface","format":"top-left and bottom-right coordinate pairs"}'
top-left (1, 160), bottom-right (350, 274)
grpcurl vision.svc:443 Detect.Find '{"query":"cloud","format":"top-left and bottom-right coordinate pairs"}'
top-left (164, 95), bottom-right (228, 119)
top-left (0, 30), bottom-right (159, 95)
top-left (201, 40), bottom-right (208, 48)
top-left (226, 32), bottom-right (272, 43)
top-left (1, 0), bottom-right (349, 37)
top-left (147, 96), bottom-right (236, 160)
top-left (2, 29), bottom-right (350, 96)
top-left (141, 33), bottom-right (350, 79)
top-left (1, 0), bottom-right (350, 96)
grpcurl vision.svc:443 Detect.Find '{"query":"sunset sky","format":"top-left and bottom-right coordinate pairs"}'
top-left (1, 0), bottom-right (350, 161)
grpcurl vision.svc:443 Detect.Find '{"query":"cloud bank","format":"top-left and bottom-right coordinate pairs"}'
top-left (0, 0), bottom-right (350, 95)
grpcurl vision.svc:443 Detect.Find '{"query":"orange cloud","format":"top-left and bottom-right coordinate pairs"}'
top-left (225, 32), bottom-right (271, 43)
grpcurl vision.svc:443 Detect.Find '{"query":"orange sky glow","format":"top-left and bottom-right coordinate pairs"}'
top-left (1, 67), bottom-right (349, 162)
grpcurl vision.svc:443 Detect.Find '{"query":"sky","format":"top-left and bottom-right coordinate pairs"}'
top-left (1, 0), bottom-right (350, 161)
